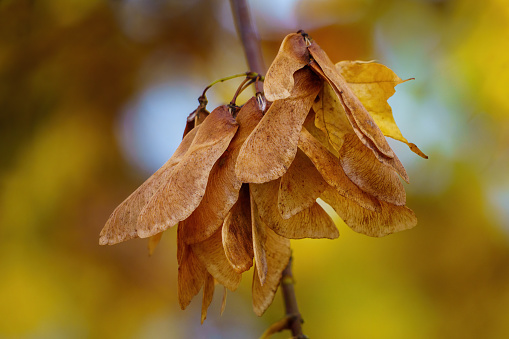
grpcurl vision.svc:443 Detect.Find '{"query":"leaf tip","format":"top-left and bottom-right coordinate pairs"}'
top-left (98, 236), bottom-right (109, 246)
top-left (408, 142), bottom-right (428, 159)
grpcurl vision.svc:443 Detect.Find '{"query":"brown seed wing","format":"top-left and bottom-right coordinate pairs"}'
top-left (220, 286), bottom-right (227, 316)
top-left (251, 191), bottom-right (268, 286)
top-left (252, 227), bottom-right (291, 316)
top-left (222, 185), bottom-right (254, 274)
top-left (264, 33), bottom-right (310, 101)
top-left (321, 187), bottom-right (417, 237)
top-left (137, 106), bottom-right (239, 238)
top-left (99, 127), bottom-right (200, 245)
top-left (201, 273), bottom-right (215, 324)
top-left (278, 149), bottom-right (329, 219)
top-left (298, 128), bottom-right (380, 211)
top-left (251, 179), bottom-right (339, 240)
top-left (178, 244), bottom-right (208, 310)
top-left (236, 68), bottom-right (323, 184)
top-left (181, 98), bottom-right (263, 244)
top-left (308, 43), bottom-right (395, 159)
top-left (359, 134), bottom-right (410, 183)
top-left (192, 229), bottom-right (242, 291)
top-left (339, 133), bottom-right (406, 206)
top-left (147, 232), bottom-right (164, 256)
top-left (177, 223), bottom-right (185, 266)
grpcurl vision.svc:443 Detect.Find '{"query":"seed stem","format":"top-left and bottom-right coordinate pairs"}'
top-left (202, 72), bottom-right (259, 97)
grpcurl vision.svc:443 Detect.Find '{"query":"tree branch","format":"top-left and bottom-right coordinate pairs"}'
top-left (229, 0), bottom-right (266, 75)
top-left (281, 256), bottom-right (305, 338)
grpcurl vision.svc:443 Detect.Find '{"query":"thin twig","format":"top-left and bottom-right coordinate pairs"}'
top-left (281, 256), bottom-right (305, 338)
top-left (202, 71), bottom-right (259, 97)
top-left (230, 77), bottom-right (251, 106)
top-left (259, 315), bottom-right (293, 339)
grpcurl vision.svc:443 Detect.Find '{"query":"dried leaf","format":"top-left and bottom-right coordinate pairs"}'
top-left (298, 128), bottom-right (380, 211)
top-left (183, 107), bottom-right (209, 138)
top-left (321, 187), bottom-right (417, 237)
top-left (364, 140), bottom-right (410, 184)
top-left (251, 179), bottom-right (338, 240)
top-left (178, 245), bottom-right (208, 310)
top-left (252, 227), bottom-right (291, 316)
top-left (177, 223), bottom-right (185, 266)
top-left (339, 133), bottom-right (406, 206)
top-left (180, 98), bottom-right (263, 244)
top-left (303, 106), bottom-right (339, 157)
top-left (192, 229), bottom-right (242, 291)
top-left (148, 232), bottom-right (163, 256)
top-left (137, 106), bottom-right (239, 238)
top-left (222, 185), bottom-right (254, 273)
top-left (336, 61), bottom-right (428, 159)
top-left (278, 149), bottom-right (329, 219)
top-left (264, 33), bottom-right (309, 101)
top-left (236, 67), bottom-right (322, 184)
top-left (99, 127), bottom-right (200, 245)
top-left (201, 273), bottom-right (215, 324)
top-left (312, 82), bottom-right (352, 152)
top-left (309, 63), bottom-right (410, 182)
top-left (308, 43), bottom-right (395, 159)
top-left (221, 286), bottom-right (227, 316)
top-left (251, 192), bottom-right (268, 286)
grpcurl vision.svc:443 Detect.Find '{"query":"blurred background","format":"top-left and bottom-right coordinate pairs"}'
top-left (1, 0), bottom-right (509, 338)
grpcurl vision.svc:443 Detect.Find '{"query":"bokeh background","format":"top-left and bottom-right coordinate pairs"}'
top-left (1, 0), bottom-right (509, 338)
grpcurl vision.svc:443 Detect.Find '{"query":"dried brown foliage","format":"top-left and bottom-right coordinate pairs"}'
top-left (100, 31), bottom-right (426, 320)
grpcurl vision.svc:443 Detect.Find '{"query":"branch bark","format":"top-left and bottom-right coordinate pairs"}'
top-left (229, 0), bottom-right (266, 75)
top-left (281, 256), bottom-right (305, 338)
top-left (229, 2), bottom-right (305, 337)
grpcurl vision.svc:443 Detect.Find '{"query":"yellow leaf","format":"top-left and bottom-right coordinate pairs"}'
top-left (336, 61), bottom-right (428, 159)
top-left (308, 42), bottom-right (396, 159)
top-left (312, 82), bottom-right (353, 153)
top-left (308, 56), bottom-right (409, 182)
top-left (303, 106), bottom-right (339, 157)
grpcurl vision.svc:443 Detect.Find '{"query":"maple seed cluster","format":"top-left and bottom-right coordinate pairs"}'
top-left (99, 31), bottom-right (427, 322)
